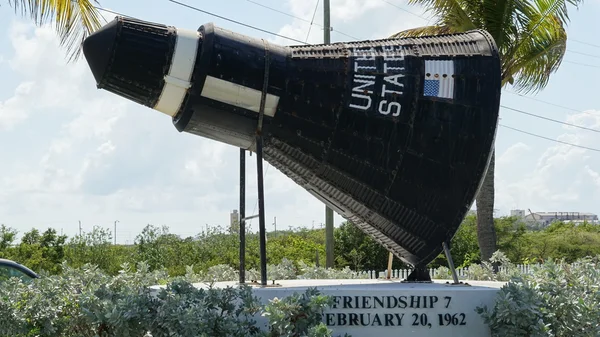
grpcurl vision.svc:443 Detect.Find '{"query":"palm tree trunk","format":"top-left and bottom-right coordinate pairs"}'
top-left (476, 150), bottom-right (497, 262)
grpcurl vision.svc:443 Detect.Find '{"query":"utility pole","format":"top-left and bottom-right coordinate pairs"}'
top-left (273, 216), bottom-right (277, 235)
top-left (323, 0), bottom-right (335, 269)
top-left (114, 220), bottom-right (119, 245)
top-left (78, 220), bottom-right (82, 236)
top-left (324, 0), bottom-right (331, 45)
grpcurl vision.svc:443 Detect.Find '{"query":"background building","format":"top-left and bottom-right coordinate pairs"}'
top-left (511, 209), bottom-right (599, 228)
top-left (510, 209), bottom-right (526, 218)
top-left (230, 209), bottom-right (240, 233)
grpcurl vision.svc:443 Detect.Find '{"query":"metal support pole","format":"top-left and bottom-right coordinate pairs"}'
top-left (323, 0), bottom-right (335, 269)
top-left (114, 220), bottom-right (119, 245)
top-left (256, 134), bottom-right (268, 285)
top-left (325, 207), bottom-right (334, 268)
top-left (239, 148), bottom-right (246, 284)
top-left (324, 0), bottom-right (331, 44)
top-left (442, 241), bottom-right (460, 284)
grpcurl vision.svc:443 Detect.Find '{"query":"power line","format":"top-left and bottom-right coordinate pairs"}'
top-left (501, 105), bottom-right (600, 133)
top-left (379, 0), bottom-right (429, 21)
top-left (305, 0), bottom-right (320, 43)
top-left (244, 0), bottom-right (360, 40)
top-left (499, 124), bottom-right (600, 152)
top-left (502, 90), bottom-right (600, 120)
top-left (91, 3), bottom-right (141, 25)
top-left (563, 59), bottom-right (600, 68)
top-left (167, 0), bottom-right (309, 45)
top-left (72, 0), bottom-right (133, 23)
top-left (246, 0), bottom-right (308, 22)
top-left (567, 49), bottom-right (600, 59)
top-left (570, 38), bottom-right (600, 49)
top-left (95, 6), bottom-right (130, 18)
top-left (502, 90), bottom-right (581, 113)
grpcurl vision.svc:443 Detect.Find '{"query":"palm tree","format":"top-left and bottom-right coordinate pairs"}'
top-left (390, 0), bottom-right (582, 262)
top-left (7, 0), bottom-right (104, 61)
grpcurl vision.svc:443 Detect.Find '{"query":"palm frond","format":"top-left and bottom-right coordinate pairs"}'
top-left (481, 0), bottom-right (516, 48)
top-left (389, 25), bottom-right (456, 38)
top-left (506, 0), bottom-right (581, 62)
top-left (404, 0), bottom-right (479, 31)
top-left (503, 15), bottom-right (567, 94)
top-left (455, 0), bottom-right (486, 27)
top-left (7, 0), bottom-right (104, 62)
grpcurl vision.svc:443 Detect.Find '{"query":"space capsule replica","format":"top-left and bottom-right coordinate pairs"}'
top-left (82, 16), bottom-right (501, 272)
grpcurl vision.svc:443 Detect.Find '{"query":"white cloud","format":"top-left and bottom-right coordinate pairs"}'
top-left (0, 81), bottom-right (34, 130)
top-left (585, 166), bottom-right (600, 188)
top-left (495, 110), bottom-right (600, 214)
top-left (497, 142), bottom-right (531, 167)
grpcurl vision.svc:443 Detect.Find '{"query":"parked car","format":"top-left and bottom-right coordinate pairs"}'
top-left (0, 259), bottom-right (39, 282)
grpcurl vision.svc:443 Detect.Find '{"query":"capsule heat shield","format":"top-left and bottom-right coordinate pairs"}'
top-left (83, 17), bottom-right (501, 267)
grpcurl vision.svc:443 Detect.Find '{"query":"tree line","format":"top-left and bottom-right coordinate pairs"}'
top-left (1, 215), bottom-right (599, 277)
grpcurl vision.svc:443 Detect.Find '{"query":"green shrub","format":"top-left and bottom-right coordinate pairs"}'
top-left (0, 262), bottom-right (344, 337)
top-left (477, 256), bottom-right (600, 337)
top-left (262, 288), bottom-right (337, 337)
top-left (1, 254), bottom-right (599, 336)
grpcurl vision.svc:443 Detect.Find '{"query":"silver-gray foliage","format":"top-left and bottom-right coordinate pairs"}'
top-left (0, 261), bottom-right (342, 337)
top-left (180, 258), bottom-right (368, 283)
top-left (477, 256), bottom-right (600, 337)
top-left (2, 255), bottom-right (598, 336)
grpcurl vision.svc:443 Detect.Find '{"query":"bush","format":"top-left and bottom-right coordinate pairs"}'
top-left (476, 256), bottom-right (600, 337)
top-left (1, 253), bottom-right (599, 336)
top-left (0, 262), bottom-right (346, 337)
top-left (179, 258), bottom-right (369, 283)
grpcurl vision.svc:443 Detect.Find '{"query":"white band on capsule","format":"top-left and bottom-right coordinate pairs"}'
top-left (154, 28), bottom-right (200, 117)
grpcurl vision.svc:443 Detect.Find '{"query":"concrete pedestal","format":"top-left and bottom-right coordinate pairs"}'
top-left (168, 278), bottom-right (505, 337)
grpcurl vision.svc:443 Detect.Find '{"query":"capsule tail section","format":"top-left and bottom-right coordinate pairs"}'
top-left (82, 17), bottom-right (201, 113)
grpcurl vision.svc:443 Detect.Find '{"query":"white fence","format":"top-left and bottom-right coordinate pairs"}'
top-left (358, 264), bottom-right (538, 280)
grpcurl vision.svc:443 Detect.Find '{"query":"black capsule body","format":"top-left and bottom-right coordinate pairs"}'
top-left (83, 17), bottom-right (501, 268)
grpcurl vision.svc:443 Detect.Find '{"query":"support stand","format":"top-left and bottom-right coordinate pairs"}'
top-left (402, 242), bottom-right (464, 284)
top-left (255, 134), bottom-right (268, 286)
top-left (403, 266), bottom-right (432, 283)
top-left (238, 139), bottom-right (269, 287)
top-left (238, 38), bottom-right (272, 287)
top-left (442, 241), bottom-right (463, 285)
top-left (239, 149), bottom-right (246, 284)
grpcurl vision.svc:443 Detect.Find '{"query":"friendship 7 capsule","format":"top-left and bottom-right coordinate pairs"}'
top-left (82, 16), bottom-right (501, 279)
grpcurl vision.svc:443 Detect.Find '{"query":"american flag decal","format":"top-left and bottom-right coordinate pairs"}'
top-left (423, 60), bottom-right (455, 99)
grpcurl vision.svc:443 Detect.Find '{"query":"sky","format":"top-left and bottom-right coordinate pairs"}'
top-left (0, 0), bottom-right (599, 243)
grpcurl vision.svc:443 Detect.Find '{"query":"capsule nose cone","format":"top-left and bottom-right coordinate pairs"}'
top-left (83, 18), bottom-right (120, 86)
